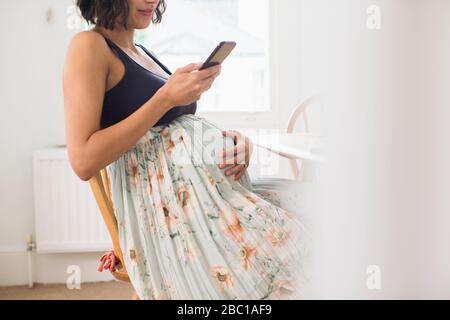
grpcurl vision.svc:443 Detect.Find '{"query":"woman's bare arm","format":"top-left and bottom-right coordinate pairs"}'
top-left (63, 31), bottom-right (172, 181)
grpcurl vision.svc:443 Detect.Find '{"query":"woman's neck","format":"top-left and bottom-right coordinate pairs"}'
top-left (94, 26), bottom-right (136, 50)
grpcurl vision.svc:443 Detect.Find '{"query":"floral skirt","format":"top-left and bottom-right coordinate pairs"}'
top-left (107, 114), bottom-right (309, 300)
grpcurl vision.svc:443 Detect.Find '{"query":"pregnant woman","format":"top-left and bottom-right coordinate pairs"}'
top-left (63, 0), bottom-right (308, 300)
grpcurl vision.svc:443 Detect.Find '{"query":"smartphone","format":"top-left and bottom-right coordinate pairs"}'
top-left (199, 41), bottom-right (237, 71)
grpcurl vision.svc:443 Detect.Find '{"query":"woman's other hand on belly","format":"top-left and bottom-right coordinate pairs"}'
top-left (218, 130), bottom-right (254, 181)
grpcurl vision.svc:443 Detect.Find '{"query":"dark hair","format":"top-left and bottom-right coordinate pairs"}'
top-left (76, 0), bottom-right (167, 30)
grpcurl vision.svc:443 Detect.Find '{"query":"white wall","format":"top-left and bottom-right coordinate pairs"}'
top-left (415, 0), bottom-right (450, 299)
top-left (304, 0), bottom-right (450, 299)
top-left (303, 0), bottom-right (422, 299)
top-left (0, 0), bottom-right (114, 286)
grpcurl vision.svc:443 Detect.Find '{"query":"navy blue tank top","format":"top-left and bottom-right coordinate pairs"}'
top-left (99, 35), bottom-right (197, 129)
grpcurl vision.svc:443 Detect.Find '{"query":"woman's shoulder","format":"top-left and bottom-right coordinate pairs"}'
top-left (68, 30), bottom-right (109, 53)
top-left (64, 30), bottom-right (109, 77)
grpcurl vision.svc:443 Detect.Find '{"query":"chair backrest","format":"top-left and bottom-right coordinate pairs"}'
top-left (89, 168), bottom-right (129, 282)
top-left (285, 95), bottom-right (320, 180)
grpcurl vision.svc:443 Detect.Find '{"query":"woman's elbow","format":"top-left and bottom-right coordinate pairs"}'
top-left (69, 152), bottom-right (94, 181)
top-left (77, 169), bottom-right (94, 182)
top-left (74, 163), bottom-right (94, 182)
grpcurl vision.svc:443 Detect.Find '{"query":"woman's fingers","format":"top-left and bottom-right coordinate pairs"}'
top-left (222, 130), bottom-right (248, 152)
top-left (196, 64), bottom-right (221, 80)
top-left (220, 146), bottom-right (246, 168)
top-left (218, 130), bottom-right (247, 169)
top-left (218, 130), bottom-right (253, 180)
top-left (234, 167), bottom-right (246, 181)
top-left (219, 150), bottom-right (245, 168)
top-left (224, 163), bottom-right (245, 177)
top-left (199, 71), bottom-right (221, 92)
top-left (222, 129), bottom-right (242, 139)
top-left (228, 130), bottom-right (254, 163)
top-left (178, 62), bottom-right (203, 73)
top-left (221, 143), bottom-right (246, 159)
top-left (220, 152), bottom-right (246, 168)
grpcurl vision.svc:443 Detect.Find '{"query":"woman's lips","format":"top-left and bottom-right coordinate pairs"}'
top-left (138, 9), bottom-right (154, 17)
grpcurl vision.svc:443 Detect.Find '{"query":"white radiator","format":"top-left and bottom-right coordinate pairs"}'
top-left (33, 147), bottom-right (112, 253)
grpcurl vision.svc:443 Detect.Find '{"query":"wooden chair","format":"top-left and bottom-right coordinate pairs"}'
top-left (285, 95), bottom-right (321, 180)
top-left (89, 169), bottom-right (139, 300)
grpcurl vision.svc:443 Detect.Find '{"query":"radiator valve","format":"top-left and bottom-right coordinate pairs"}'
top-left (26, 234), bottom-right (36, 252)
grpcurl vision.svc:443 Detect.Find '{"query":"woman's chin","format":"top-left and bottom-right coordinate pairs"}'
top-left (130, 19), bottom-right (152, 30)
top-left (136, 22), bottom-right (152, 29)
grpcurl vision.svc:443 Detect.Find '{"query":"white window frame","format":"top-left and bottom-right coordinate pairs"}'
top-left (196, 0), bottom-right (281, 129)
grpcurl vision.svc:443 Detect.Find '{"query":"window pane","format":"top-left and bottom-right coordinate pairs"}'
top-left (136, 0), bottom-right (270, 113)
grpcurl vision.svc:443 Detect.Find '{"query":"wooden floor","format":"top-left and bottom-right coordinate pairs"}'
top-left (0, 281), bottom-right (134, 300)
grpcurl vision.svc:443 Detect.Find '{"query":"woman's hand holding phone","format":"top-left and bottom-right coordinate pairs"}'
top-left (157, 62), bottom-right (221, 108)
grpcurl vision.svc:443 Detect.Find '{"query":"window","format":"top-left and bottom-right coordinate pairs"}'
top-left (136, 0), bottom-right (270, 114)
